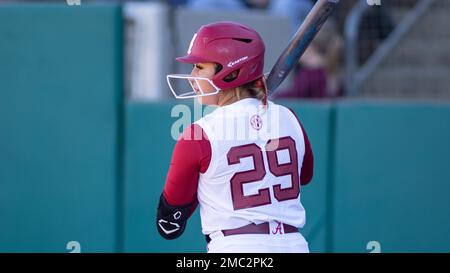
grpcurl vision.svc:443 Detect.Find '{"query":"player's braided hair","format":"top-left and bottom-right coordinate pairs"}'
top-left (238, 79), bottom-right (266, 101)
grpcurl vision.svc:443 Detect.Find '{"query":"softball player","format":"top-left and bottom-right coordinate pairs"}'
top-left (157, 21), bottom-right (314, 253)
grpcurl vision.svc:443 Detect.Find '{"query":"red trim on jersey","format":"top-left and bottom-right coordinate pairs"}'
top-left (288, 108), bottom-right (314, 186)
top-left (163, 124), bottom-right (211, 216)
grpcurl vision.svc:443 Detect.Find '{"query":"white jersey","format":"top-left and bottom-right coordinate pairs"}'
top-left (195, 98), bottom-right (307, 235)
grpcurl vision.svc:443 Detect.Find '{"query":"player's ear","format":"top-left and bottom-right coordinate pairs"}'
top-left (223, 70), bottom-right (240, 83)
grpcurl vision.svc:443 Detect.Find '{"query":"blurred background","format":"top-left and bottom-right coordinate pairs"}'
top-left (0, 0), bottom-right (449, 253)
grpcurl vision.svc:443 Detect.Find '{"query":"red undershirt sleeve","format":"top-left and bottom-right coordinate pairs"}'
top-left (162, 124), bottom-right (211, 217)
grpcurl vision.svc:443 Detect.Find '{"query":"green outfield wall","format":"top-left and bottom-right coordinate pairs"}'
top-left (0, 5), bottom-right (123, 252)
top-left (332, 102), bottom-right (450, 252)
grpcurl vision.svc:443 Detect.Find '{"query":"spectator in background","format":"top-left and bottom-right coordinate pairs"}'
top-left (186, 0), bottom-right (314, 35)
top-left (333, 0), bottom-right (394, 65)
top-left (273, 19), bottom-right (344, 99)
top-left (357, 3), bottom-right (394, 65)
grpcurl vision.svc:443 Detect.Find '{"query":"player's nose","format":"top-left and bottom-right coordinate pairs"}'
top-left (190, 66), bottom-right (198, 76)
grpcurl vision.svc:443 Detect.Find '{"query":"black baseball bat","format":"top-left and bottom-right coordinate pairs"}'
top-left (266, 0), bottom-right (339, 96)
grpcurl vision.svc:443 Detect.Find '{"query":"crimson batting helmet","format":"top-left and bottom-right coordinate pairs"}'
top-left (167, 21), bottom-right (266, 98)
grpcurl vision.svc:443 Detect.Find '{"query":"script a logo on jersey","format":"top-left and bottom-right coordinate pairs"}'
top-left (272, 221), bottom-right (283, 235)
top-left (250, 115), bottom-right (263, 130)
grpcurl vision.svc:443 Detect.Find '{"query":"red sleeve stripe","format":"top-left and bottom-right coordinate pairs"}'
top-left (287, 108), bottom-right (314, 186)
